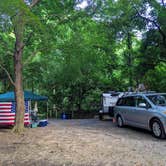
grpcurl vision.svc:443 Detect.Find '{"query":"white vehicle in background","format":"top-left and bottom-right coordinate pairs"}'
top-left (99, 92), bottom-right (124, 120)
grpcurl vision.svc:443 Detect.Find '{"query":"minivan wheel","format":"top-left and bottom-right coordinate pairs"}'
top-left (117, 115), bottom-right (123, 127)
top-left (151, 119), bottom-right (165, 139)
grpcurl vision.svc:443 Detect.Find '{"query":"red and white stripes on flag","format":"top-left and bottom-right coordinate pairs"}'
top-left (0, 102), bottom-right (30, 125)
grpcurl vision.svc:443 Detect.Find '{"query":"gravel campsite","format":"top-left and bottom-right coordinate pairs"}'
top-left (1, 0), bottom-right (166, 165)
top-left (0, 119), bottom-right (166, 166)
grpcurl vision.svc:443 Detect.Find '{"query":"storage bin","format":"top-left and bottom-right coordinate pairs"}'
top-left (38, 120), bottom-right (48, 127)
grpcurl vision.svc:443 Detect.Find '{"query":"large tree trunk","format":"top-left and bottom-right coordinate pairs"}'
top-left (12, 13), bottom-right (25, 133)
top-left (13, 47), bottom-right (25, 133)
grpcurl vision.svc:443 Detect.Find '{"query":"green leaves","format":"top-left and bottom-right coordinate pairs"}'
top-left (0, 0), bottom-right (166, 113)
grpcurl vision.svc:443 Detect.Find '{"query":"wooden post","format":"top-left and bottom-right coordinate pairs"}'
top-left (53, 88), bottom-right (56, 119)
top-left (53, 104), bottom-right (57, 119)
top-left (72, 109), bottom-right (74, 119)
top-left (47, 102), bottom-right (48, 119)
top-left (50, 108), bottom-right (52, 118)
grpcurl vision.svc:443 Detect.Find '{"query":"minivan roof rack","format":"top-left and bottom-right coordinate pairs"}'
top-left (122, 91), bottom-right (156, 97)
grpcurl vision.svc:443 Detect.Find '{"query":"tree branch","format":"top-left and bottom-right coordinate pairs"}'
top-left (161, 0), bottom-right (166, 7)
top-left (30, 0), bottom-right (41, 8)
top-left (23, 46), bottom-right (50, 66)
top-left (23, 32), bottom-right (33, 48)
top-left (0, 63), bottom-right (15, 87)
top-left (159, 57), bottom-right (166, 63)
top-left (134, 6), bottom-right (166, 46)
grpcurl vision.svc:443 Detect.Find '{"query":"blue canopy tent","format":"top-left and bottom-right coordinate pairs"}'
top-left (0, 91), bottom-right (48, 102)
top-left (0, 91), bottom-right (48, 126)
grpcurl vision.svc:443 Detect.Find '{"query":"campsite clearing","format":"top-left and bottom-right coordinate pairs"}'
top-left (0, 119), bottom-right (166, 166)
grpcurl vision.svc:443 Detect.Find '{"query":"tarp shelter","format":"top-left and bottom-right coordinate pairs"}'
top-left (0, 91), bottom-right (48, 102)
top-left (0, 91), bottom-right (48, 125)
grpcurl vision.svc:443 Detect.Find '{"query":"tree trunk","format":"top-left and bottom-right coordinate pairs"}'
top-left (12, 13), bottom-right (25, 133)
top-left (127, 32), bottom-right (133, 87)
top-left (13, 48), bottom-right (25, 133)
top-left (77, 85), bottom-right (82, 112)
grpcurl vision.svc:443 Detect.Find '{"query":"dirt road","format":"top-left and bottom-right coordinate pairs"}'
top-left (0, 119), bottom-right (166, 166)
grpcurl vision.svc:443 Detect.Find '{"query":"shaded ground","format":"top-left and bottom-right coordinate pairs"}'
top-left (0, 119), bottom-right (166, 166)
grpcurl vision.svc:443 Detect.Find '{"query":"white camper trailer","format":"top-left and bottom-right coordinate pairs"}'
top-left (99, 92), bottom-right (124, 120)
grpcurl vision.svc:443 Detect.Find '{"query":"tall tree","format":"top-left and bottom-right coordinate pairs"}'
top-left (0, 0), bottom-right (41, 132)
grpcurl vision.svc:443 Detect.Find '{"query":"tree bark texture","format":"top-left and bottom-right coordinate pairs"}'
top-left (13, 13), bottom-right (25, 133)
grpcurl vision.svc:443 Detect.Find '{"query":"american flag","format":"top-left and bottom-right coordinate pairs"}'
top-left (0, 101), bottom-right (30, 125)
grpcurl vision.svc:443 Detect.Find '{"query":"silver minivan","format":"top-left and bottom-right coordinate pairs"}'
top-left (114, 93), bottom-right (166, 138)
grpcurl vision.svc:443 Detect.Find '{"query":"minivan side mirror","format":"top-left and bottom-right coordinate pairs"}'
top-left (138, 103), bottom-right (146, 108)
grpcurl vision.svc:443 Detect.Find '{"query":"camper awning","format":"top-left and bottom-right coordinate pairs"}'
top-left (0, 91), bottom-right (48, 102)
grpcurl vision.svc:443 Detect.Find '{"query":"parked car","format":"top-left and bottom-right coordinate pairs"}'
top-left (114, 93), bottom-right (166, 138)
